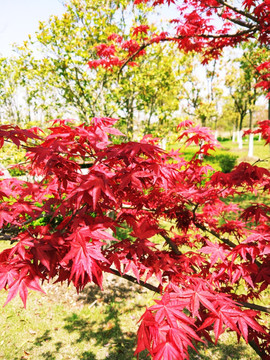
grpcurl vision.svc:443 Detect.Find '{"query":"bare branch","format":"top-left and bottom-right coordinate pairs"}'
top-left (194, 221), bottom-right (236, 248)
top-left (161, 234), bottom-right (182, 255)
top-left (240, 301), bottom-right (270, 314)
top-left (229, 18), bottom-right (256, 29)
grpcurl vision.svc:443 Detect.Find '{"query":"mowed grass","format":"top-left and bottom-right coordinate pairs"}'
top-left (170, 138), bottom-right (270, 171)
top-left (0, 266), bottom-right (153, 360)
top-left (0, 274), bottom-right (262, 360)
top-left (219, 139), bottom-right (270, 164)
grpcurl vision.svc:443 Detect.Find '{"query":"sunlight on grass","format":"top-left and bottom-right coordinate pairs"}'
top-left (0, 271), bottom-right (154, 360)
top-left (0, 273), bottom-right (264, 360)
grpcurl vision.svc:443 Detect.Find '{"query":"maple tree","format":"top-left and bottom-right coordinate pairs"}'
top-left (1, 0), bottom-right (270, 360)
top-left (1, 117), bottom-right (270, 359)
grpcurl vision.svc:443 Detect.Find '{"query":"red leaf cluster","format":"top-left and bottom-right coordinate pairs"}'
top-left (1, 119), bottom-right (270, 359)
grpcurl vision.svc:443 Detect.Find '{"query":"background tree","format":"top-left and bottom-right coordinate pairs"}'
top-left (177, 56), bottom-right (222, 134)
top-left (225, 65), bottom-right (250, 149)
top-left (111, 43), bottom-right (186, 139)
top-left (240, 42), bottom-right (270, 156)
top-left (16, 0), bottom-right (130, 122)
top-left (225, 43), bottom-right (269, 151)
top-left (0, 57), bottom-right (26, 125)
top-left (15, 0), bottom-right (185, 138)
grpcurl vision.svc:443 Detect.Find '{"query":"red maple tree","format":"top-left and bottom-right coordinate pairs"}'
top-left (1, 1), bottom-right (270, 359)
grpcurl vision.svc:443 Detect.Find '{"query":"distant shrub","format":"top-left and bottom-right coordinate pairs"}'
top-left (217, 153), bottom-right (238, 173)
top-left (217, 136), bottom-right (230, 142)
top-left (204, 150), bottom-right (238, 173)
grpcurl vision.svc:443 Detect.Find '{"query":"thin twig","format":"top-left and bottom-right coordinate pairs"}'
top-left (215, 0), bottom-right (259, 23)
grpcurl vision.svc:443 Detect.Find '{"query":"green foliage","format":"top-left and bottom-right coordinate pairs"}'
top-left (8, 166), bottom-right (26, 177)
top-left (215, 153), bottom-right (238, 173)
top-left (217, 136), bottom-right (230, 142)
top-left (10, 0), bottom-right (188, 138)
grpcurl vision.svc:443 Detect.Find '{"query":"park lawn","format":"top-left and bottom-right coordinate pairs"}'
top-left (219, 139), bottom-right (270, 163)
top-left (0, 269), bottom-right (153, 360)
top-left (0, 274), bottom-right (263, 360)
top-left (0, 241), bottom-right (264, 360)
top-left (168, 138), bottom-right (270, 172)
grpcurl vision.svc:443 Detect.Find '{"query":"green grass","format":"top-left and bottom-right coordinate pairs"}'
top-left (0, 272), bottom-right (154, 360)
top-left (0, 275), bottom-right (262, 360)
top-left (219, 140), bottom-right (270, 163)
top-left (168, 139), bottom-right (270, 172)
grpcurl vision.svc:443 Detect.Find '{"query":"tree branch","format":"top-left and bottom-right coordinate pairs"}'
top-left (108, 268), bottom-right (161, 293)
top-left (194, 221), bottom-right (262, 267)
top-left (118, 28), bottom-right (257, 74)
top-left (240, 301), bottom-right (270, 314)
top-left (215, 0), bottom-right (259, 23)
top-left (194, 221), bottom-right (236, 248)
top-left (161, 234), bottom-right (181, 255)
top-left (0, 233), bottom-right (17, 241)
top-left (229, 18), bottom-right (255, 29)
top-left (108, 268), bottom-right (270, 315)
top-left (0, 214), bottom-right (48, 242)
top-left (249, 338), bottom-right (268, 359)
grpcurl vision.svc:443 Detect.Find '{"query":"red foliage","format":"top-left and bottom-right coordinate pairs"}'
top-left (1, 120), bottom-right (270, 359)
top-left (1, 1), bottom-right (270, 359)
top-left (256, 61), bottom-right (270, 98)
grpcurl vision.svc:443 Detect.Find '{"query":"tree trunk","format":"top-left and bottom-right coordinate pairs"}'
top-left (200, 114), bottom-right (206, 127)
top-left (126, 99), bottom-right (134, 140)
top-left (238, 129), bottom-right (243, 149)
top-left (161, 138), bottom-right (167, 150)
top-left (232, 124), bottom-right (236, 142)
top-left (248, 133), bottom-right (254, 157)
top-left (248, 108), bottom-right (254, 157)
top-left (268, 95), bottom-right (270, 120)
top-left (237, 114), bottom-right (245, 150)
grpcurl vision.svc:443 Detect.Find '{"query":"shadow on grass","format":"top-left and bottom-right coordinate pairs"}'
top-left (33, 329), bottom-right (52, 346)
top-left (23, 274), bottom-right (149, 360)
top-left (26, 329), bottom-right (59, 360)
top-left (61, 274), bottom-right (149, 359)
top-left (63, 303), bottom-right (144, 360)
top-left (26, 311), bottom-right (258, 360)
top-left (77, 272), bottom-right (148, 305)
top-left (189, 337), bottom-right (260, 360)
top-left (25, 274), bottom-right (259, 360)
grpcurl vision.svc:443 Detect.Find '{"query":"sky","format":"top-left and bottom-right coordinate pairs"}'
top-left (0, 0), bottom-right (66, 56)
